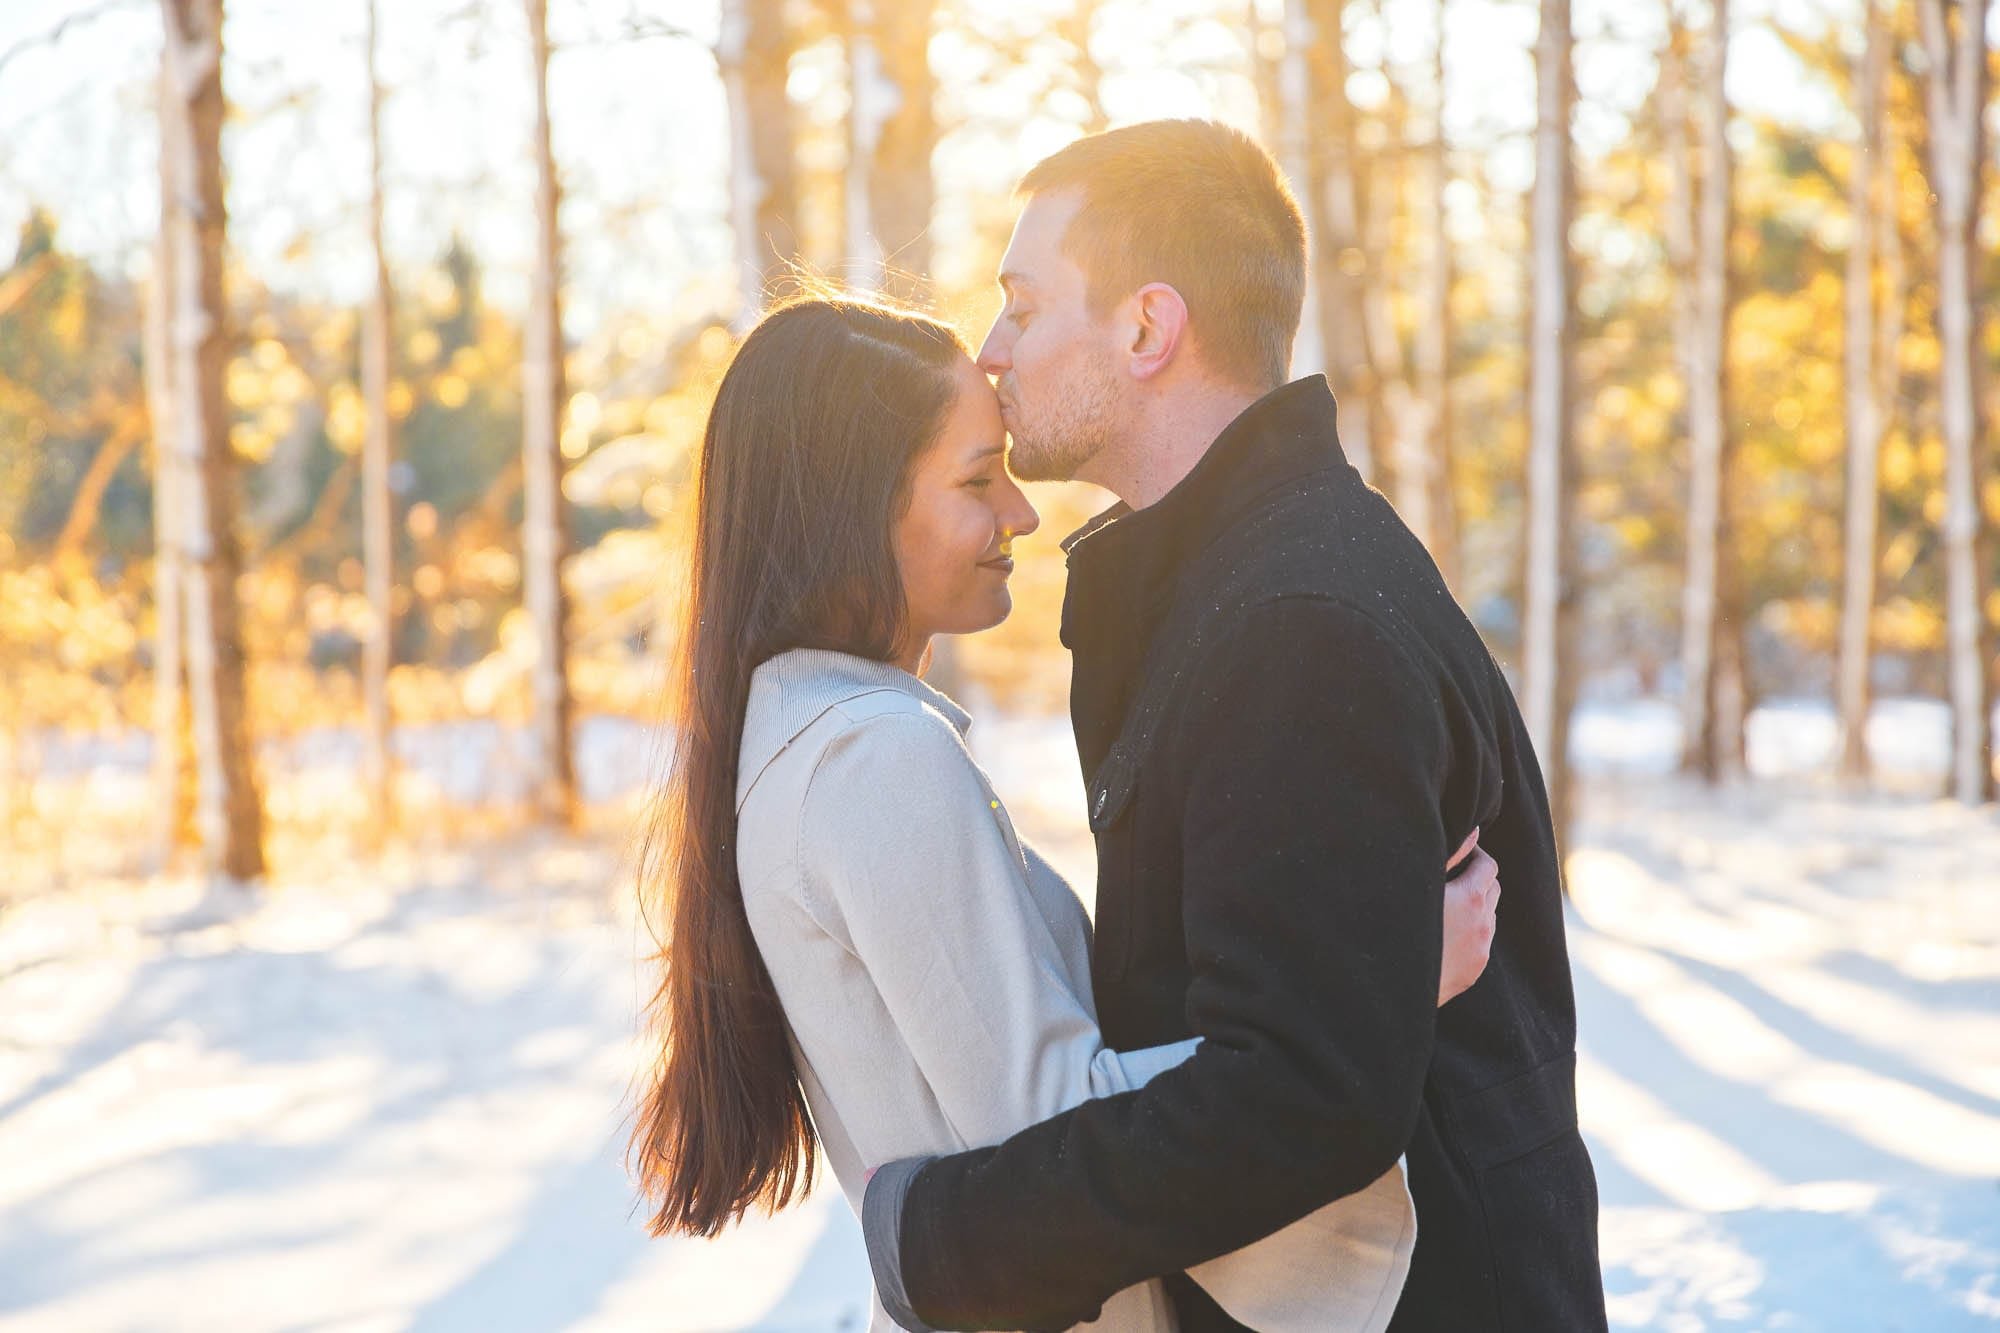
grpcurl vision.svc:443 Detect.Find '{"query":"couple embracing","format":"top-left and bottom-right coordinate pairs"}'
top-left (630, 118), bottom-right (1608, 1333)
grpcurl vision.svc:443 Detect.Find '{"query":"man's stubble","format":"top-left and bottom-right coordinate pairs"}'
top-left (1002, 344), bottom-right (1124, 486)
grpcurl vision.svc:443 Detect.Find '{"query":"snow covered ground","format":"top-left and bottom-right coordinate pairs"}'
top-left (2, 704), bottom-right (1997, 1331)
top-left (1563, 782), bottom-right (2000, 1331)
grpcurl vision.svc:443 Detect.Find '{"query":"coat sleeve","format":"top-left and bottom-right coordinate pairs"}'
top-left (799, 708), bottom-right (1199, 1156)
top-left (864, 597), bottom-right (1453, 1332)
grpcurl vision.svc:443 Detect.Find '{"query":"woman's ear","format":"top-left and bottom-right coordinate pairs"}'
top-left (1126, 282), bottom-right (1189, 381)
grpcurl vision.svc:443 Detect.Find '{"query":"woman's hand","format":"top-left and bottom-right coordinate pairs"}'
top-left (1438, 829), bottom-right (1501, 1007)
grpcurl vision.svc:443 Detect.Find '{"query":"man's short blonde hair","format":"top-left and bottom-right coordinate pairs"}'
top-left (1019, 119), bottom-right (1308, 391)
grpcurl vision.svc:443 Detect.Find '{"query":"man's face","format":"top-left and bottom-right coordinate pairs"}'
top-left (975, 191), bottom-right (1124, 484)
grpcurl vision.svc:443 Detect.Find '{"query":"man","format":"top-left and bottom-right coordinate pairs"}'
top-left (861, 119), bottom-right (1607, 1331)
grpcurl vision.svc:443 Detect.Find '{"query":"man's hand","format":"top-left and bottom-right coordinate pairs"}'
top-left (1439, 829), bottom-right (1500, 1006)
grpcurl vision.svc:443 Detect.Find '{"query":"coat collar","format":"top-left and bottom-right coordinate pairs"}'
top-left (1059, 375), bottom-right (1352, 637)
top-left (735, 647), bottom-right (972, 813)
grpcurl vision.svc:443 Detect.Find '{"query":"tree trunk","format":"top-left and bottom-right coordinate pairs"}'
top-left (1277, 0), bottom-right (1326, 377)
top-left (160, 0), bottom-right (267, 882)
top-left (1837, 0), bottom-right (1886, 783)
top-left (1408, 0), bottom-right (1459, 587)
top-left (1875, 64), bottom-right (1906, 572)
top-left (1522, 0), bottom-right (1579, 848)
top-left (1707, 0), bottom-right (1748, 780)
top-left (1917, 0), bottom-right (1992, 803)
top-left (1304, 0), bottom-right (1383, 486)
top-left (720, 0), bottom-right (799, 322)
top-left (524, 0), bottom-right (578, 827)
top-left (844, 0), bottom-right (884, 291)
top-left (1250, 1), bottom-right (1283, 164)
top-left (842, 0), bottom-right (962, 695)
top-left (1057, 0), bottom-right (1108, 133)
top-left (362, 0), bottom-right (397, 848)
top-left (847, 0), bottom-right (936, 304)
top-left (1674, 0), bottom-right (1742, 783)
top-left (147, 68), bottom-right (194, 871)
top-left (1365, 114), bottom-right (1424, 529)
top-left (1661, 17), bottom-right (1697, 434)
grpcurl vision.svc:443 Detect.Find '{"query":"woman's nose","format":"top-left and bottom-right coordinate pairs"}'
top-left (1006, 493), bottom-right (1041, 539)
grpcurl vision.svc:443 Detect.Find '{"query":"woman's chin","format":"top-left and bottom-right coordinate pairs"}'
top-left (946, 593), bottom-right (1013, 636)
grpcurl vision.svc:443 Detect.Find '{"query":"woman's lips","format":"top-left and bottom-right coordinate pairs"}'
top-left (980, 557), bottom-right (1015, 575)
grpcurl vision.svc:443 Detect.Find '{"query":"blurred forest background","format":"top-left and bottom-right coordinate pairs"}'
top-left (3, 0), bottom-right (1999, 879)
top-left (8, 4), bottom-right (2000, 1328)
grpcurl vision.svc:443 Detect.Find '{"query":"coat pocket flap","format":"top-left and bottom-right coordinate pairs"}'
top-left (1444, 1052), bottom-right (1580, 1170)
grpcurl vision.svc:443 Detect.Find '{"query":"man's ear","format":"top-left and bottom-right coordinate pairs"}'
top-left (1125, 282), bottom-right (1188, 381)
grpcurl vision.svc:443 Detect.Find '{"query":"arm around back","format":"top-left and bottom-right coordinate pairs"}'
top-left (800, 706), bottom-right (1198, 1154)
top-left (870, 597), bottom-right (1455, 1331)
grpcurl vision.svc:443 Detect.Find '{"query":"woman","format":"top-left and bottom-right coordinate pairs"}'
top-left (628, 297), bottom-right (1500, 1331)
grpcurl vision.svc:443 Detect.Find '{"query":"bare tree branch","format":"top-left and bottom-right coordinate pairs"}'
top-left (0, 0), bottom-right (146, 87)
top-left (0, 251), bottom-right (58, 321)
top-left (53, 410), bottom-right (146, 559)
top-left (550, 17), bottom-right (705, 52)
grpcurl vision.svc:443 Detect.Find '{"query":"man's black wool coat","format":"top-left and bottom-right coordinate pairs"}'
top-left (885, 375), bottom-right (1608, 1332)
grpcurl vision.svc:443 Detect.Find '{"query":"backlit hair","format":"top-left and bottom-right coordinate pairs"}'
top-left (1018, 118), bottom-right (1308, 390)
top-left (628, 295), bottom-right (967, 1238)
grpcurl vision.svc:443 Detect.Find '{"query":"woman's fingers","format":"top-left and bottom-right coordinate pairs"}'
top-left (1446, 826), bottom-right (1482, 873)
top-left (1458, 845), bottom-right (1500, 901)
top-left (1439, 834), bottom-right (1503, 1006)
top-left (1439, 853), bottom-right (1499, 1005)
top-left (1460, 847), bottom-right (1501, 945)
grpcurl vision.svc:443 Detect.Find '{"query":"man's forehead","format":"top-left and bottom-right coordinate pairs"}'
top-left (998, 191), bottom-right (1083, 284)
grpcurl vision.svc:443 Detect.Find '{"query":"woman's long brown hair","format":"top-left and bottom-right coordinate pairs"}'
top-left (628, 296), bottom-right (967, 1237)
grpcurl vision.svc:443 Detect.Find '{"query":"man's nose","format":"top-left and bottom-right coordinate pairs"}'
top-left (976, 319), bottom-right (1011, 375)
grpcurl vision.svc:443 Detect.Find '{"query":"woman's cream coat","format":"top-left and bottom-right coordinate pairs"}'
top-left (734, 648), bottom-right (1415, 1332)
